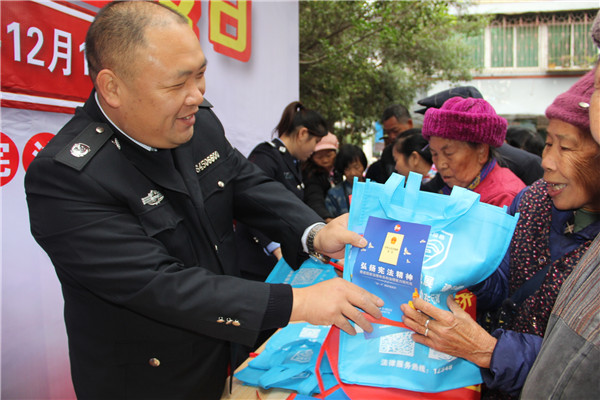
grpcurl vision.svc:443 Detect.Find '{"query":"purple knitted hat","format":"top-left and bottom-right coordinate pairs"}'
top-left (545, 69), bottom-right (595, 132)
top-left (422, 97), bottom-right (508, 148)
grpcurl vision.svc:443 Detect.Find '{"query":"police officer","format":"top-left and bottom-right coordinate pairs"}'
top-left (24, 2), bottom-right (383, 399)
top-left (236, 101), bottom-right (328, 282)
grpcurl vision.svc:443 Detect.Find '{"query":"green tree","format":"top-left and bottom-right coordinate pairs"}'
top-left (299, 0), bottom-right (487, 144)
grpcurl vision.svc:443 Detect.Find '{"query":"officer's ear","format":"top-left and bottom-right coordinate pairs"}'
top-left (296, 127), bottom-right (310, 142)
top-left (96, 69), bottom-right (122, 108)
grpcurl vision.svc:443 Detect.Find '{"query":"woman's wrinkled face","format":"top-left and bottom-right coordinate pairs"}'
top-left (428, 136), bottom-right (487, 188)
top-left (311, 149), bottom-right (336, 170)
top-left (542, 119), bottom-right (600, 211)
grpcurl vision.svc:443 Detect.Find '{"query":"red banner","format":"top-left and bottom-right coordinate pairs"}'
top-left (1, 1), bottom-right (247, 114)
top-left (1, 1), bottom-right (95, 111)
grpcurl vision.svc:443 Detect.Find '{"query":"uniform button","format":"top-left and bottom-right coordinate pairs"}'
top-left (217, 317), bottom-right (225, 323)
top-left (538, 256), bottom-right (547, 265)
top-left (214, 245), bottom-right (218, 252)
top-left (217, 181), bottom-right (225, 188)
top-left (297, 184), bottom-right (302, 190)
top-left (148, 358), bottom-right (160, 367)
top-left (232, 320), bottom-right (241, 327)
top-left (95, 126), bottom-right (104, 134)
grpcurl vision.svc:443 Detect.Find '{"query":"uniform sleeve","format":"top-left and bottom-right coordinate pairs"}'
top-left (25, 148), bottom-right (296, 347)
top-left (481, 329), bottom-right (543, 396)
top-left (229, 148), bottom-right (323, 269)
top-left (248, 144), bottom-right (280, 179)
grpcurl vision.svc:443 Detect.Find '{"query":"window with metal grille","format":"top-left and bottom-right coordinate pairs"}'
top-left (463, 10), bottom-right (598, 72)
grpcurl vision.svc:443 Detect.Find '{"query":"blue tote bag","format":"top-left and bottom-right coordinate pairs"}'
top-left (266, 256), bottom-right (338, 287)
top-left (235, 259), bottom-right (339, 395)
top-left (339, 172), bottom-right (519, 392)
top-left (234, 322), bottom-right (336, 395)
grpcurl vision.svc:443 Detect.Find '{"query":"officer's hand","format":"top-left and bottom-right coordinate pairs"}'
top-left (290, 278), bottom-right (383, 335)
top-left (313, 214), bottom-right (367, 259)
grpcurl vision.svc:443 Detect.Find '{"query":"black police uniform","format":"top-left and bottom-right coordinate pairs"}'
top-left (235, 139), bottom-right (306, 282)
top-left (25, 92), bottom-right (322, 399)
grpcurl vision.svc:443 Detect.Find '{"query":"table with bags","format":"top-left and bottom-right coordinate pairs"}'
top-left (227, 173), bottom-right (519, 399)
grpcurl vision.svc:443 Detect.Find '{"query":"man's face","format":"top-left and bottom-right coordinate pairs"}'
top-left (114, 22), bottom-right (207, 149)
top-left (382, 116), bottom-right (412, 147)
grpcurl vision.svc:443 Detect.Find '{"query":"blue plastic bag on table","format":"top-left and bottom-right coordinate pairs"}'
top-left (235, 258), bottom-right (338, 395)
top-left (266, 256), bottom-right (337, 287)
top-left (338, 172), bottom-right (519, 393)
top-left (234, 322), bottom-right (336, 395)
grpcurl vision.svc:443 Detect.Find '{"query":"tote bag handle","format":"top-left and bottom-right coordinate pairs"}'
top-left (380, 172), bottom-right (480, 231)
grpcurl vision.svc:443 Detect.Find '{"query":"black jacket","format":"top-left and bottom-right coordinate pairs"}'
top-left (365, 144), bottom-right (395, 184)
top-left (303, 165), bottom-right (336, 220)
top-left (25, 93), bottom-right (321, 399)
top-left (235, 139), bottom-right (307, 281)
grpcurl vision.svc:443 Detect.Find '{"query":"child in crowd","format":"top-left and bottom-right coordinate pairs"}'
top-left (325, 144), bottom-right (367, 218)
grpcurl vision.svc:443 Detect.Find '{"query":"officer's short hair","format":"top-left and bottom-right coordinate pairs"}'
top-left (85, 1), bottom-right (188, 84)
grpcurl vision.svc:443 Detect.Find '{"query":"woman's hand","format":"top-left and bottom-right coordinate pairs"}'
top-left (400, 295), bottom-right (497, 368)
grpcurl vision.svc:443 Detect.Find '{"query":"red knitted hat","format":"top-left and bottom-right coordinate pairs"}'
top-left (422, 97), bottom-right (508, 148)
top-left (545, 69), bottom-right (595, 132)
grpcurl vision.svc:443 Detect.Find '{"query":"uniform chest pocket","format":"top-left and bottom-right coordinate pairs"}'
top-left (136, 202), bottom-right (199, 265)
top-left (137, 202), bottom-right (182, 237)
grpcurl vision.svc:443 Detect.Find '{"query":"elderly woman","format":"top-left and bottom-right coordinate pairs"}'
top-left (520, 14), bottom-right (600, 399)
top-left (401, 69), bottom-right (600, 399)
top-left (421, 97), bottom-right (525, 207)
top-left (302, 132), bottom-right (340, 222)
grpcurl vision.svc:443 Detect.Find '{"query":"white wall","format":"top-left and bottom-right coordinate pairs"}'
top-left (0, 1), bottom-right (299, 398)
top-left (413, 75), bottom-right (580, 121)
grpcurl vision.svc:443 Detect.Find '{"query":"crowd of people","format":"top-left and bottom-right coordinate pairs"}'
top-left (23, 1), bottom-right (600, 399)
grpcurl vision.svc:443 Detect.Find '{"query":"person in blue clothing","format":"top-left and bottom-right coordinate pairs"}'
top-left (401, 68), bottom-right (600, 399)
top-left (325, 144), bottom-right (368, 218)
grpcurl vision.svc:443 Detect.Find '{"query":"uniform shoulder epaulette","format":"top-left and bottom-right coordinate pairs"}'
top-left (265, 140), bottom-right (286, 153)
top-left (199, 98), bottom-right (213, 108)
top-left (54, 122), bottom-right (113, 171)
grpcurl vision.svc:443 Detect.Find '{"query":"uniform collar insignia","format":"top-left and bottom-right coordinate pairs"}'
top-left (141, 190), bottom-right (164, 206)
